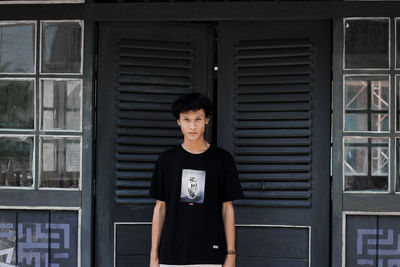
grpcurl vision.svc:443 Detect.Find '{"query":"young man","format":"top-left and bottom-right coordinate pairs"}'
top-left (149, 93), bottom-right (243, 267)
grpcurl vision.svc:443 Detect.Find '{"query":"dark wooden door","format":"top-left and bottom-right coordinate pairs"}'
top-left (95, 22), bottom-right (214, 267)
top-left (96, 20), bottom-right (331, 267)
top-left (217, 21), bottom-right (331, 267)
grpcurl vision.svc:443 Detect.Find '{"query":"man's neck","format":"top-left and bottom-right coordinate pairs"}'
top-left (181, 139), bottom-right (210, 154)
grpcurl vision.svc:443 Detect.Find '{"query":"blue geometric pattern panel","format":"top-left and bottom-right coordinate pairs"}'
top-left (346, 215), bottom-right (400, 267)
top-left (0, 210), bottom-right (78, 267)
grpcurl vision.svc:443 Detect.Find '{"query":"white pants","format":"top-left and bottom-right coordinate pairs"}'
top-left (160, 265), bottom-right (222, 267)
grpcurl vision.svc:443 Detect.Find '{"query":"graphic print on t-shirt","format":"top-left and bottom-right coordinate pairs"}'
top-left (180, 169), bottom-right (206, 203)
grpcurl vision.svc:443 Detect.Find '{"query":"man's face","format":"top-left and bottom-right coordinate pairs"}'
top-left (177, 109), bottom-right (210, 142)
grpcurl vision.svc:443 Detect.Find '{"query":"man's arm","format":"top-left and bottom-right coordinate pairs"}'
top-left (150, 200), bottom-right (166, 267)
top-left (222, 201), bottom-right (236, 267)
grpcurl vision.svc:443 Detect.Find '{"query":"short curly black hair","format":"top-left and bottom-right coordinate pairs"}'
top-left (171, 93), bottom-right (213, 120)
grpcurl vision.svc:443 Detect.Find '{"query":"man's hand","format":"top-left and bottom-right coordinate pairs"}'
top-left (149, 200), bottom-right (166, 267)
top-left (222, 201), bottom-right (236, 267)
top-left (223, 254), bottom-right (236, 267)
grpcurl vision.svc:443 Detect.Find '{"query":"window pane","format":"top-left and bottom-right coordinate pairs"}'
top-left (371, 146), bottom-right (389, 176)
top-left (41, 21), bottom-right (82, 74)
top-left (396, 76), bottom-right (400, 131)
top-left (40, 136), bottom-right (80, 189)
top-left (41, 80), bottom-right (82, 131)
top-left (0, 80), bottom-right (34, 129)
top-left (345, 79), bottom-right (367, 110)
top-left (397, 139), bottom-right (400, 192)
top-left (344, 137), bottom-right (389, 191)
top-left (371, 114), bottom-right (389, 132)
top-left (0, 22), bottom-right (35, 73)
top-left (344, 76), bottom-right (389, 132)
top-left (0, 136), bottom-right (34, 187)
top-left (344, 138), bottom-right (368, 176)
top-left (345, 19), bottom-right (389, 69)
top-left (371, 80), bottom-right (389, 111)
top-left (345, 114), bottom-right (368, 131)
top-left (396, 19), bottom-right (400, 69)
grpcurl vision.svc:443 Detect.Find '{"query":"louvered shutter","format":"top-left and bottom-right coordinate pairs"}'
top-left (233, 38), bottom-right (313, 208)
top-left (97, 22), bottom-right (213, 208)
top-left (115, 39), bottom-right (195, 204)
top-left (112, 26), bottom-right (212, 205)
top-left (218, 21), bottom-right (330, 210)
top-left (218, 21), bottom-right (331, 267)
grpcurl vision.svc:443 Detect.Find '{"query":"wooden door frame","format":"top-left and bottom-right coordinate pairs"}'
top-left (3, 2), bottom-right (400, 20)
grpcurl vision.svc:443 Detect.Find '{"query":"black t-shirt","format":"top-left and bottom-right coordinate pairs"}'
top-left (150, 143), bottom-right (243, 265)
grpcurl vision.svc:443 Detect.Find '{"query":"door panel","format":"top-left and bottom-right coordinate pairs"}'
top-left (95, 22), bottom-right (214, 267)
top-left (218, 21), bottom-right (331, 266)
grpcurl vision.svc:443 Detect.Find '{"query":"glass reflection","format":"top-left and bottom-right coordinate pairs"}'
top-left (345, 19), bottom-right (389, 69)
top-left (344, 76), bottom-right (389, 132)
top-left (372, 146), bottom-right (389, 176)
top-left (371, 114), bottom-right (389, 132)
top-left (41, 80), bottom-right (81, 130)
top-left (0, 136), bottom-right (34, 187)
top-left (396, 19), bottom-right (400, 69)
top-left (397, 139), bottom-right (400, 192)
top-left (40, 136), bottom-right (80, 189)
top-left (344, 137), bottom-right (389, 191)
top-left (397, 76), bottom-right (400, 131)
top-left (0, 22), bottom-right (35, 73)
top-left (344, 138), bottom-right (368, 176)
top-left (0, 80), bottom-right (34, 129)
top-left (41, 21), bottom-right (82, 73)
top-left (345, 114), bottom-right (368, 132)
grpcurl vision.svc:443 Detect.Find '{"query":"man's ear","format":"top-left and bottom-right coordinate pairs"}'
top-left (205, 117), bottom-right (210, 125)
top-left (177, 119), bottom-right (181, 126)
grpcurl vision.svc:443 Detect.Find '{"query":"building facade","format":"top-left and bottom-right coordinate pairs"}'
top-left (0, 1), bottom-right (399, 267)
